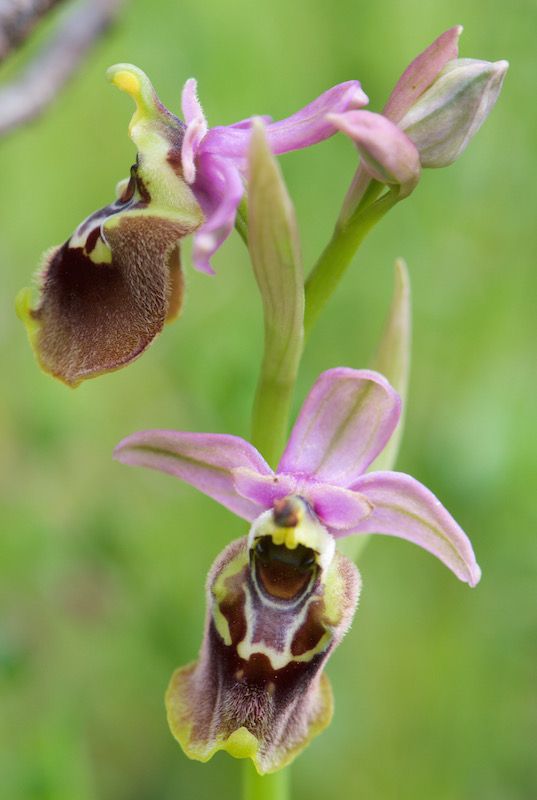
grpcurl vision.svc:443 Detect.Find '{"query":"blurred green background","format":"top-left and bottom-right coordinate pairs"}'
top-left (1, 0), bottom-right (535, 798)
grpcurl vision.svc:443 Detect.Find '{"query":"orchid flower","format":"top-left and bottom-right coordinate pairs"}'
top-left (114, 367), bottom-right (480, 773)
top-left (17, 65), bottom-right (367, 387)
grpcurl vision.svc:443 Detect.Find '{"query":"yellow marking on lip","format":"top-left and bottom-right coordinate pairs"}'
top-left (211, 604), bottom-right (232, 646)
top-left (270, 528), bottom-right (299, 549)
top-left (87, 238), bottom-right (112, 264)
top-left (271, 528), bottom-right (286, 546)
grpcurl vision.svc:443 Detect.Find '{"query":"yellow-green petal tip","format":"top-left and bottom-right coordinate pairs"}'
top-left (107, 63), bottom-right (159, 128)
top-left (15, 287), bottom-right (39, 342)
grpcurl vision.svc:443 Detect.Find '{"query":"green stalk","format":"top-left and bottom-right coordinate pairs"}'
top-left (251, 353), bottom-right (301, 467)
top-left (304, 188), bottom-right (399, 337)
top-left (242, 762), bottom-right (290, 800)
top-left (336, 167), bottom-right (383, 228)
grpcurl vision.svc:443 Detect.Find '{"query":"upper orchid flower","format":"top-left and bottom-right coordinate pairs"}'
top-left (114, 367), bottom-right (480, 772)
top-left (17, 65), bottom-right (367, 387)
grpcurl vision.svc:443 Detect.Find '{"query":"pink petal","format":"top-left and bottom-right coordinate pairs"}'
top-left (114, 431), bottom-right (272, 521)
top-left (346, 471), bottom-right (481, 586)
top-left (182, 117), bottom-right (208, 184)
top-left (200, 81), bottom-right (368, 160)
top-left (180, 80), bottom-right (209, 184)
top-left (278, 368), bottom-right (401, 487)
top-left (328, 110), bottom-right (421, 197)
top-left (305, 483), bottom-right (373, 530)
top-left (383, 26), bottom-right (462, 123)
top-left (232, 467), bottom-right (297, 508)
top-left (181, 78), bottom-right (207, 127)
top-left (263, 81), bottom-right (368, 153)
top-left (190, 152), bottom-right (245, 274)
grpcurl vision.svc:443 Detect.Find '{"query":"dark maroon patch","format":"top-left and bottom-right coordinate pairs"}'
top-left (253, 537), bottom-right (317, 601)
top-left (290, 600), bottom-right (326, 656)
top-left (191, 619), bottom-right (329, 744)
top-left (219, 590), bottom-right (247, 647)
top-left (84, 227), bottom-right (101, 254)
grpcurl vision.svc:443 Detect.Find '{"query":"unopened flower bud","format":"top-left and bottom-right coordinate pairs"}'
top-left (328, 110), bottom-right (421, 198)
top-left (399, 57), bottom-right (508, 168)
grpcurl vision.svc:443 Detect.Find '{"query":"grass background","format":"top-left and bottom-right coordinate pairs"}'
top-left (0, 0), bottom-right (535, 797)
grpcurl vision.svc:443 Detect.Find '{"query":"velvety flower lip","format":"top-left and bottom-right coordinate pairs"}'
top-left (179, 79), bottom-right (368, 274)
top-left (167, 512), bottom-right (360, 773)
top-left (114, 367), bottom-right (481, 587)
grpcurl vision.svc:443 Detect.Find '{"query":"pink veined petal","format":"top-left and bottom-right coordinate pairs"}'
top-left (199, 81), bottom-right (368, 160)
top-left (278, 368), bottom-right (401, 488)
top-left (181, 78), bottom-right (208, 127)
top-left (114, 431), bottom-right (272, 522)
top-left (345, 471), bottom-right (481, 587)
top-left (263, 81), bottom-right (368, 153)
top-left (383, 26), bottom-right (462, 123)
top-left (303, 482), bottom-right (373, 531)
top-left (190, 152), bottom-right (245, 274)
top-left (327, 110), bottom-right (421, 197)
top-left (232, 467), bottom-right (297, 509)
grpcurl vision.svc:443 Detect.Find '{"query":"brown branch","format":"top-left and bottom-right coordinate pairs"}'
top-left (0, 0), bottom-right (124, 138)
top-left (0, 0), bottom-right (66, 63)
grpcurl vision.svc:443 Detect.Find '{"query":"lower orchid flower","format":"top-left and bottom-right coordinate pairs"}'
top-left (114, 367), bottom-right (480, 773)
top-left (17, 65), bottom-right (367, 387)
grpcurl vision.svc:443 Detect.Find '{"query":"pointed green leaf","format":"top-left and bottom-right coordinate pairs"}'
top-left (370, 258), bottom-right (411, 471)
top-left (248, 120), bottom-right (304, 465)
top-left (339, 259), bottom-right (410, 562)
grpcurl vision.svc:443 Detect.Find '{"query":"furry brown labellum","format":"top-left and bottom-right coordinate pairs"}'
top-left (18, 64), bottom-right (204, 386)
top-left (166, 497), bottom-right (360, 774)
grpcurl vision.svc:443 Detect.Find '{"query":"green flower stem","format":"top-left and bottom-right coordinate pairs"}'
top-left (242, 762), bottom-right (290, 800)
top-left (304, 188), bottom-right (399, 337)
top-left (251, 365), bottom-right (301, 467)
top-left (337, 167), bottom-right (382, 228)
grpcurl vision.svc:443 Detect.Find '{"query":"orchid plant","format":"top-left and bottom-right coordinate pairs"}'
top-left (17, 25), bottom-right (507, 800)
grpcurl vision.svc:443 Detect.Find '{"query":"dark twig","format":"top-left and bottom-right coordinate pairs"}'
top-left (0, 0), bottom-right (65, 63)
top-left (0, 0), bottom-right (124, 137)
